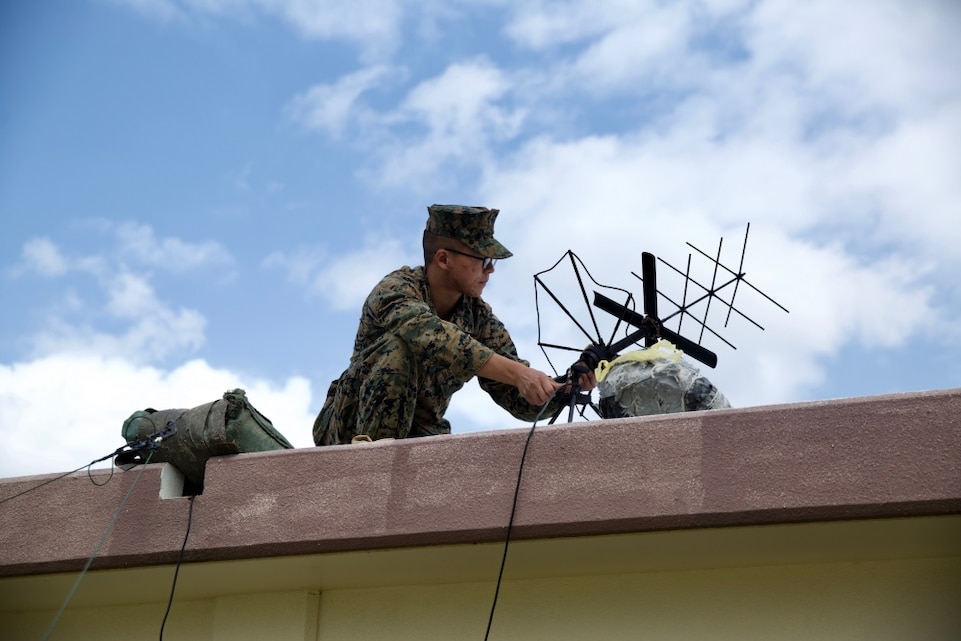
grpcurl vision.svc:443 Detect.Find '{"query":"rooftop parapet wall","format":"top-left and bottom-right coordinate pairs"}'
top-left (2, 389), bottom-right (960, 577)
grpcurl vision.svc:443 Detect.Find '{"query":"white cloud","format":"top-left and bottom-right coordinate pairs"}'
top-left (504, 0), bottom-right (654, 50)
top-left (401, 59), bottom-right (518, 141)
top-left (843, 105), bottom-right (961, 264)
top-left (266, 234), bottom-right (416, 311)
top-left (17, 238), bottom-right (69, 277)
top-left (289, 59), bottom-right (526, 186)
top-left (11, 237), bottom-right (106, 281)
top-left (113, 0), bottom-right (406, 58)
top-left (374, 59), bottom-right (526, 185)
top-left (253, 0), bottom-right (403, 54)
top-left (106, 271), bottom-right (159, 317)
top-left (568, 5), bottom-right (695, 92)
top-left (0, 355), bottom-right (315, 479)
top-left (263, 245), bottom-right (327, 285)
top-left (311, 237), bottom-right (414, 309)
top-left (8, 225), bottom-right (237, 363)
top-left (287, 58), bottom-right (531, 186)
top-left (286, 65), bottom-right (397, 137)
top-left (30, 306), bottom-right (206, 364)
top-left (747, 0), bottom-right (961, 116)
top-left (13, 224), bottom-right (232, 280)
top-left (112, 222), bottom-right (233, 273)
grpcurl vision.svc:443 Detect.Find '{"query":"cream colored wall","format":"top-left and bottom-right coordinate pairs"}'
top-left (0, 599), bottom-right (214, 641)
top-left (318, 557), bottom-right (961, 641)
top-left (0, 591), bottom-right (317, 641)
top-left (206, 591), bottom-right (319, 641)
top-left (3, 557), bottom-right (958, 640)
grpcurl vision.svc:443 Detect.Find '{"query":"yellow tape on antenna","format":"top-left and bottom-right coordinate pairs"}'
top-left (595, 339), bottom-right (683, 382)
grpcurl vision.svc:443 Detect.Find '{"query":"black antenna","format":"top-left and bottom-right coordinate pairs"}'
top-left (532, 224), bottom-right (789, 420)
top-left (641, 252), bottom-right (658, 346)
top-left (533, 251), bottom-right (634, 379)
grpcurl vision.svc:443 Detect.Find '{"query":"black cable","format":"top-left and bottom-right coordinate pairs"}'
top-left (0, 451), bottom-right (117, 506)
top-left (1, 422), bottom-right (177, 507)
top-left (483, 394), bottom-right (557, 641)
top-left (41, 450), bottom-right (155, 641)
top-left (87, 458), bottom-right (116, 487)
top-left (159, 494), bottom-right (196, 640)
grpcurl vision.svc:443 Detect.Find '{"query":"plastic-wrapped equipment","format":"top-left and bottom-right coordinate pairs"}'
top-left (596, 340), bottom-right (730, 419)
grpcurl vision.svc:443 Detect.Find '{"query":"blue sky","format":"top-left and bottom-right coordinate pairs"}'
top-left (2, 0), bottom-right (960, 478)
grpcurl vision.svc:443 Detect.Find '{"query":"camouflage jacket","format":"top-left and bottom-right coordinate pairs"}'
top-left (315, 265), bottom-right (555, 444)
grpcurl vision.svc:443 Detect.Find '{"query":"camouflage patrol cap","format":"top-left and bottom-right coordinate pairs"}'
top-left (425, 204), bottom-right (513, 259)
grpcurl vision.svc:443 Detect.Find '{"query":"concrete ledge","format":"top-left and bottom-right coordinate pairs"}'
top-left (2, 388), bottom-right (959, 577)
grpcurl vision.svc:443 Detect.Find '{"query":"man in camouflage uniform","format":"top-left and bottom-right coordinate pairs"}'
top-left (313, 204), bottom-right (595, 445)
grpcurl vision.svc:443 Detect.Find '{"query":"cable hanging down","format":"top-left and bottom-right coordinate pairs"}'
top-left (5, 422), bottom-right (180, 641)
top-left (41, 450), bottom-right (156, 641)
top-left (160, 494), bottom-right (197, 640)
top-left (484, 367), bottom-right (585, 641)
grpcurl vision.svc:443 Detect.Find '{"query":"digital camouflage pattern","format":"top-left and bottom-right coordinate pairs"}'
top-left (313, 266), bottom-right (557, 445)
top-left (426, 204), bottom-right (513, 259)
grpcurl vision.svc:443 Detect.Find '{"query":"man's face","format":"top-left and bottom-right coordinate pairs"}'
top-left (444, 247), bottom-right (496, 298)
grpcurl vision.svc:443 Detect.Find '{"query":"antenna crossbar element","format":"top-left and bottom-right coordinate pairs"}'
top-left (652, 260), bottom-right (762, 336)
top-left (631, 223), bottom-right (789, 354)
top-left (684, 224), bottom-right (789, 318)
top-left (593, 292), bottom-right (718, 368)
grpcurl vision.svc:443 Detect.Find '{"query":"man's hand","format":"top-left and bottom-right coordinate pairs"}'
top-left (515, 366), bottom-right (563, 406)
top-left (554, 361), bottom-right (596, 403)
top-left (478, 353), bottom-right (561, 406)
top-left (572, 361), bottom-right (597, 393)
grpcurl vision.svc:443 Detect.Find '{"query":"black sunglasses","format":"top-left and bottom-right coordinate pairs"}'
top-left (444, 247), bottom-right (496, 270)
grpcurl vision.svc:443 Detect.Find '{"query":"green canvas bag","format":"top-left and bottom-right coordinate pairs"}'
top-left (120, 388), bottom-right (293, 486)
